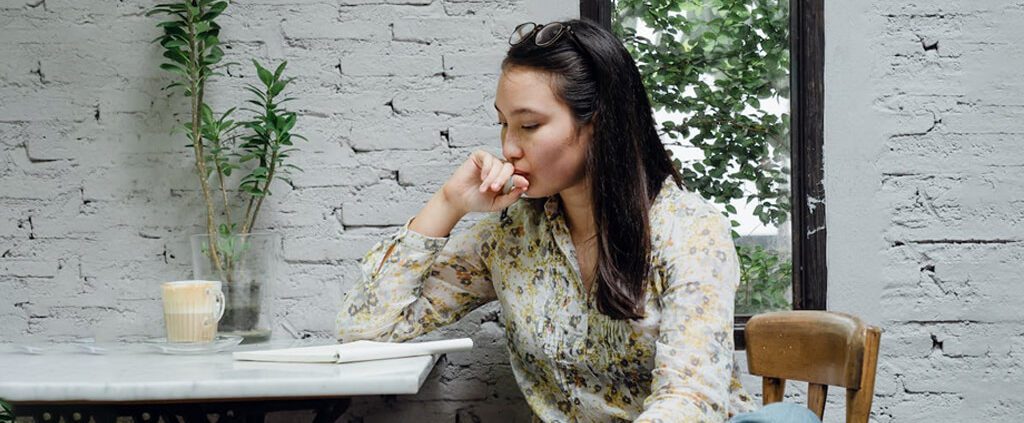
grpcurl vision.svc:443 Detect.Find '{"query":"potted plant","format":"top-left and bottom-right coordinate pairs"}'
top-left (148, 0), bottom-right (306, 342)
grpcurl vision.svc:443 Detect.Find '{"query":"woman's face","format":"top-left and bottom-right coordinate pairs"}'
top-left (494, 66), bottom-right (594, 198)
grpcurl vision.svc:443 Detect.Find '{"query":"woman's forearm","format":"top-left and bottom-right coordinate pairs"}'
top-left (408, 188), bottom-right (466, 238)
top-left (373, 189), bottom-right (465, 276)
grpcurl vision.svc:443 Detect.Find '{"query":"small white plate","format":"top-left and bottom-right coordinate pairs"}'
top-left (10, 341), bottom-right (85, 354)
top-left (72, 341), bottom-right (151, 355)
top-left (12, 343), bottom-right (52, 355)
top-left (144, 335), bottom-right (244, 355)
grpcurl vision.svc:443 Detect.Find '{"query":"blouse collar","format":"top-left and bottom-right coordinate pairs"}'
top-left (540, 177), bottom-right (677, 222)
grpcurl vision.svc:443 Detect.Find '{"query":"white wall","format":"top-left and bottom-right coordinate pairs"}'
top-left (5, 0), bottom-right (1020, 421)
top-left (825, 1), bottom-right (1024, 421)
top-left (0, 0), bottom-right (574, 421)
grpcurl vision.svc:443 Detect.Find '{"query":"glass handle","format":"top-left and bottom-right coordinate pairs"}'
top-left (207, 287), bottom-right (227, 324)
top-left (214, 288), bottom-right (226, 322)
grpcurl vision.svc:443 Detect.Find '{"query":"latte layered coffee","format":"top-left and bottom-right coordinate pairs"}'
top-left (161, 280), bottom-right (226, 343)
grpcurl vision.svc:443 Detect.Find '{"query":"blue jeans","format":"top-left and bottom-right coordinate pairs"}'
top-left (728, 402), bottom-right (823, 423)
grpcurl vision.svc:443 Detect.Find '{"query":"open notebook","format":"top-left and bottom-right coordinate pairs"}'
top-left (232, 338), bottom-right (474, 364)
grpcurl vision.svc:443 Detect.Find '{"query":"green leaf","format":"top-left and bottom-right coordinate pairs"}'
top-left (206, 45), bottom-right (224, 57)
top-left (201, 33), bottom-right (220, 47)
top-left (273, 61), bottom-right (288, 80)
top-left (200, 103), bottom-right (214, 125)
top-left (162, 49), bottom-right (189, 65)
top-left (154, 2), bottom-right (189, 10)
top-left (254, 60), bottom-right (273, 87)
top-left (219, 107), bottom-right (237, 122)
top-left (203, 47), bottom-right (224, 65)
top-left (243, 86), bottom-right (267, 101)
top-left (194, 20), bottom-right (210, 34)
top-left (160, 37), bottom-right (187, 49)
top-left (200, 1), bottom-right (228, 20)
top-left (269, 81), bottom-right (285, 97)
top-left (281, 114), bottom-right (297, 132)
top-left (159, 63), bottom-right (188, 77)
top-left (163, 25), bottom-right (187, 38)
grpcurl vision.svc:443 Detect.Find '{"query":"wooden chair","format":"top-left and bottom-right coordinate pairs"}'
top-left (744, 310), bottom-right (882, 423)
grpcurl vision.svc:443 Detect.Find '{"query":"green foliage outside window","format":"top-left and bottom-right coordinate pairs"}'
top-left (612, 0), bottom-right (792, 312)
top-left (0, 399), bottom-right (13, 423)
top-left (736, 244), bottom-right (792, 313)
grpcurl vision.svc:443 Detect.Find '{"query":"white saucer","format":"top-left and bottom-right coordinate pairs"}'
top-left (71, 339), bottom-right (152, 355)
top-left (144, 334), bottom-right (244, 355)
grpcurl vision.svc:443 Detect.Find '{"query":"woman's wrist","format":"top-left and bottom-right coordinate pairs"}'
top-left (409, 189), bottom-right (466, 238)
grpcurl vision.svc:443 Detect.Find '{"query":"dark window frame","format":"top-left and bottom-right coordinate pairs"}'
top-left (580, 0), bottom-right (827, 350)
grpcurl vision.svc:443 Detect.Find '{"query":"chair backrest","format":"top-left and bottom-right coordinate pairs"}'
top-left (744, 310), bottom-right (882, 423)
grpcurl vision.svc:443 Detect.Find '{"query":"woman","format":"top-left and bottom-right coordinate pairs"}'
top-left (337, 19), bottom-right (820, 423)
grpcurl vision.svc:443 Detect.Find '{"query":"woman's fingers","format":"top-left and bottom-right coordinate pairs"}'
top-left (478, 155), bottom-right (496, 191)
top-left (477, 154), bottom-right (494, 191)
top-left (511, 174), bottom-right (529, 190)
top-left (481, 159), bottom-right (505, 192)
top-left (494, 175), bottom-right (531, 207)
top-left (500, 173), bottom-right (529, 195)
top-left (471, 150), bottom-right (490, 175)
top-left (491, 162), bottom-right (515, 191)
top-left (471, 151), bottom-right (523, 199)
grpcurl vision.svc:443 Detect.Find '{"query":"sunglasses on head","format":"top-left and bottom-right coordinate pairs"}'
top-left (508, 21), bottom-right (577, 47)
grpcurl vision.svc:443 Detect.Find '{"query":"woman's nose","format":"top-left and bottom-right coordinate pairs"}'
top-left (502, 137), bottom-right (524, 160)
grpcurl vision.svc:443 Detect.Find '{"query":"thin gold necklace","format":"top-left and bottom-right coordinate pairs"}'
top-left (575, 233), bottom-right (598, 287)
top-left (573, 231), bottom-right (597, 243)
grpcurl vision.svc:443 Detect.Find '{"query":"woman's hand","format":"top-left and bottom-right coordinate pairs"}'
top-left (442, 150), bottom-right (530, 214)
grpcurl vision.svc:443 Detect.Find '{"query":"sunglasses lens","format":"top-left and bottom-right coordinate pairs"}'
top-left (535, 23), bottom-right (564, 46)
top-left (510, 22), bottom-right (536, 45)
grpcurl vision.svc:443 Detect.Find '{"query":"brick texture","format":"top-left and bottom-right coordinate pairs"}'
top-left (8, 0), bottom-right (1015, 421)
top-left (0, 0), bottom-right (574, 421)
top-left (825, 1), bottom-right (1024, 421)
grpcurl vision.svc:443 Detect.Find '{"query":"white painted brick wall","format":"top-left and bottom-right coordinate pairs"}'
top-left (826, 1), bottom-right (1024, 421)
top-left (0, 0), bottom-right (574, 421)
top-left (10, 0), bottom-right (1016, 421)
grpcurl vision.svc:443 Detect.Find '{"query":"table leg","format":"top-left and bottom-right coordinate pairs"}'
top-left (311, 399), bottom-right (350, 423)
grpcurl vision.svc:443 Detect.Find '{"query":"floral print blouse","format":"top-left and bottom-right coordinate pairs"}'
top-left (336, 176), bottom-right (757, 422)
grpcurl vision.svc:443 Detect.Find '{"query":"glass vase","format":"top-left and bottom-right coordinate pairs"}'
top-left (190, 232), bottom-right (280, 343)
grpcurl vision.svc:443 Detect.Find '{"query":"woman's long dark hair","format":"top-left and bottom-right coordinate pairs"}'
top-left (503, 19), bottom-right (684, 320)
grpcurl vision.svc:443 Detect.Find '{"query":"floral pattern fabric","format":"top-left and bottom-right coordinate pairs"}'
top-left (337, 176), bottom-right (757, 422)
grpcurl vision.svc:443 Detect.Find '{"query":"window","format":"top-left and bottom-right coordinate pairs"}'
top-left (580, 0), bottom-right (826, 349)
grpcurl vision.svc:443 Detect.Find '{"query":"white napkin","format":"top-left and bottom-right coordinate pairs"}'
top-left (232, 338), bottom-right (474, 364)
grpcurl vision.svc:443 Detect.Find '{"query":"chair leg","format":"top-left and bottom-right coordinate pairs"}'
top-left (807, 383), bottom-right (827, 420)
top-left (846, 327), bottom-right (881, 423)
top-left (762, 377), bottom-right (786, 405)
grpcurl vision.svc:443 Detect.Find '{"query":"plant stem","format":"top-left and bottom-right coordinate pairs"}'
top-left (214, 148), bottom-right (236, 284)
top-left (242, 82), bottom-right (277, 235)
top-left (213, 142), bottom-right (233, 231)
top-left (244, 151), bottom-right (277, 233)
top-left (186, 4), bottom-right (224, 278)
top-left (241, 195), bottom-right (255, 234)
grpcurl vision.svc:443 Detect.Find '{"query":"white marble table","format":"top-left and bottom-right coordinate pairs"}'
top-left (0, 341), bottom-right (442, 422)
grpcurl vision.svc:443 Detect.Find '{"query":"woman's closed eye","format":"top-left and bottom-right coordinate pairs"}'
top-left (496, 122), bottom-right (539, 131)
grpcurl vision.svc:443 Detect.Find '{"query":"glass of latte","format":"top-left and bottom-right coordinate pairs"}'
top-left (161, 280), bottom-right (226, 343)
